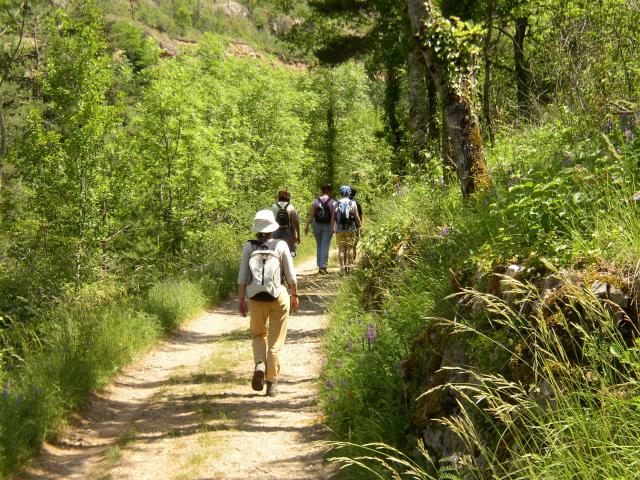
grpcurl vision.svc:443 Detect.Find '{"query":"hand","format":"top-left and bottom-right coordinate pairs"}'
top-left (239, 298), bottom-right (248, 317)
top-left (290, 295), bottom-right (299, 313)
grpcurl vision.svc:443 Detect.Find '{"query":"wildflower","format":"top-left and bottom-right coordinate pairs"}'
top-left (325, 379), bottom-right (335, 390)
top-left (335, 361), bottom-right (343, 369)
top-left (508, 176), bottom-right (517, 187)
top-left (439, 226), bottom-right (450, 237)
top-left (367, 323), bottom-right (377, 342)
top-left (347, 340), bottom-right (353, 352)
top-left (450, 453), bottom-right (461, 466)
top-left (623, 128), bottom-right (635, 141)
top-left (563, 156), bottom-right (573, 167)
top-left (357, 319), bottom-right (363, 327)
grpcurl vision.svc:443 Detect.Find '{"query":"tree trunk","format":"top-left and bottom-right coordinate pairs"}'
top-left (513, 16), bottom-right (531, 115)
top-left (406, 0), bottom-right (490, 198)
top-left (482, 0), bottom-right (495, 144)
top-left (426, 74), bottom-right (439, 145)
top-left (326, 84), bottom-right (337, 186)
top-left (407, 39), bottom-right (429, 165)
top-left (384, 66), bottom-right (403, 173)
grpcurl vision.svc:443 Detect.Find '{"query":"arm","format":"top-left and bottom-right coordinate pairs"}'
top-left (293, 213), bottom-right (301, 244)
top-left (238, 283), bottom-right (248, 316)
top-left (354, 208), bottom-right (362, 229)
top-left (331, 205), bottom-right (336, 233)
top-left (237, 243), bottom-right (252, 316)
top-left (304, 203), bottom-right (316, 235)
top-left (280, 243), bottom-right (299, 312)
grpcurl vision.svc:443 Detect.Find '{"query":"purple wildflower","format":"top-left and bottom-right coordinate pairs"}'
top-left (450, 453), bottom-right (461, 466)
top-left (325, 379), bottom-right (335, 389)
top-left (563, 156), bottom-right (573, 167)
top-left (624, 128), bottom-right (635, 141)
top-left (367, 324), bottom-right (377, 342)
top-left (347, 340), bottom-right (353, 352)
top-left (508, 176), bottom-right (517, 187)
top-left (439, 226), bottom-right (450, 237)
top-left (357, 319), bottom-right (363, 327)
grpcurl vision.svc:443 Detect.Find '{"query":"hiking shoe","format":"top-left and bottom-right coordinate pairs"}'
top-left (319, 267), bottom-right (328, 274)
top-left (266, 380), bottom-right (278, 397)
top-left (252, 361), bottom-right (266, 391)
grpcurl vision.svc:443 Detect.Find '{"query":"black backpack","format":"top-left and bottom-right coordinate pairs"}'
top-left (315, 198), bottom-right (332, 224)
top-left (276, 202), bottom-right (290, 228)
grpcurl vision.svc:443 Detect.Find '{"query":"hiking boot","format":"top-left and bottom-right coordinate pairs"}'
top-left (266, 380), bottom-right (278, 397)
top-left (252, 361), bottom-right (266, 391)
top-left (318, 267), bottom-right (328, 275)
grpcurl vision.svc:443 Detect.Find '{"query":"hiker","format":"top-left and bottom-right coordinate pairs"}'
top-left (333, 185), bottom-right (361, 273)
top-left (348, 187), bottom-right (363, 262)
top-left (271, 190), bottom-right (300, 257)
top-left (304, 184), bottom-right (336, 274)
top-left (238, 210), bottom-right (299, 397)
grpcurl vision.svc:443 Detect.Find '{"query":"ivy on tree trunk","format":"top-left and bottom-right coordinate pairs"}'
top-left (406, 0), bottom-right (491, 198)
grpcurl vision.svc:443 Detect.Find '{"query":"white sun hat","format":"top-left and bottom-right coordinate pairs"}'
top-left (251, 209), bottom-right (280, 233)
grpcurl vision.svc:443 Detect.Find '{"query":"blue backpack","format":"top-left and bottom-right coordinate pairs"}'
top-left (336, 199), bottom-right (355, 228)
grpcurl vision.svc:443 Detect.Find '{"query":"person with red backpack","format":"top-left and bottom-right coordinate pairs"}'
top-left (238, 210), bottom-right (299, 397)
top-left (271, 190), bottom-right (300, 257)
top-left (304, 184), bottom-right (336, 274)
top-left (333, 185), bottom-right (361, 273)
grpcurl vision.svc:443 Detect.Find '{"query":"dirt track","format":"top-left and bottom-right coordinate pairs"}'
top-left (22, 258), bottom-right (338, 480)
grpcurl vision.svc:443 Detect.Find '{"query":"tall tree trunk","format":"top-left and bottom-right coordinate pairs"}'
top-left (384, 66), bottom-right (403, 173)
top-left (326, 84), bottom-right (337, 187)
top-left (513, 16), bottom-right (531, 115)
top-left (406, 0), bottom-right (490, 198)
top-left (407, 39), bottom-right (429, 166)
top-left (482, 0), bottom-right (495, 144)
top-left (426, 74), bottom-right (439, 144)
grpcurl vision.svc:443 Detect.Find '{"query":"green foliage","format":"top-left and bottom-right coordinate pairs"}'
top-left (145, 279), bottom-right (206, 332)
top-left (0, 283), bottom-right (162, 477)
top-left (323, 122), bottom-right (640, 476)
top-left (106, 20), bottom-right (160, 72)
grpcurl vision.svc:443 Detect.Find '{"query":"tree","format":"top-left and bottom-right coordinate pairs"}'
top-left (406, 0), bottom-right (490, 198)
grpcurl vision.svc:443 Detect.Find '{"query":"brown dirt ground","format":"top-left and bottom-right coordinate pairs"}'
top-left (20, 257), bottom-right (340, 480)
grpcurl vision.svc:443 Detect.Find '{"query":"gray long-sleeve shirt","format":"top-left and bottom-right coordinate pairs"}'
top-left (237, 238), bottom-right (297, 299)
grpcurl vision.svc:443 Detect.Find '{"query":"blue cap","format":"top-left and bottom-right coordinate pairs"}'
top-left (339, 185), bottom-right (351, 197)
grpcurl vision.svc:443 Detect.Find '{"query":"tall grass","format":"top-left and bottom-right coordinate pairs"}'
top-left (321, 123), bottom-right (640, 478)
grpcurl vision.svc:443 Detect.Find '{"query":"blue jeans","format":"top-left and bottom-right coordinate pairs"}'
top-left (312, 221), bottom-right (332, 268)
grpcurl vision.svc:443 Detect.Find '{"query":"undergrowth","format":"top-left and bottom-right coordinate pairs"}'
top-left (322, 121), bottom-right (640, 478)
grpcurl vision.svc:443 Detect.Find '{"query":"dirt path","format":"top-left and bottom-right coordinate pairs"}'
top-left (22, 257), bottom-right (339, 480)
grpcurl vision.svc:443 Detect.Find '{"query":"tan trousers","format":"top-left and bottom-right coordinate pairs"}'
top-left (248, 291), bottom-right (289, 382)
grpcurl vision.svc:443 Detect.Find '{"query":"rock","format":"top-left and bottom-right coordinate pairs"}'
top-left (269, 16), bottom-right (301, 36)
top-left (591, 280), bottom-right (629, 309)
top-left (541, 274), bottom-right (564, 301)
top-left (214, 1), bottom-right (250, 19)
top-left (505, 264), bottom-right (524, 278)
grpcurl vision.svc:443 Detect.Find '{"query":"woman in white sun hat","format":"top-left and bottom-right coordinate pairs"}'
top-left (237, 210), bottom-right (299, 397)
